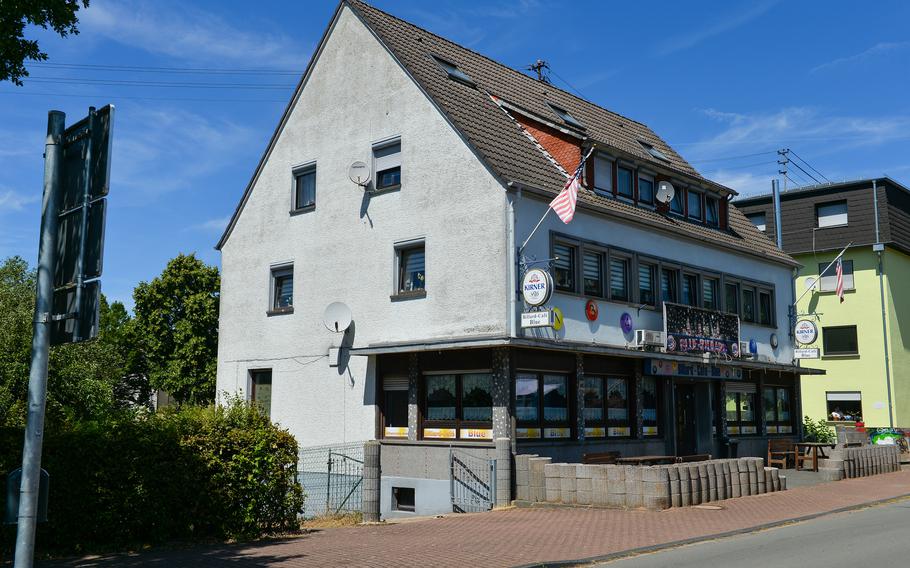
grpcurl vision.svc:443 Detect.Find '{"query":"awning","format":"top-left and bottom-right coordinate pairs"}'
top-left (349, 335), bottom-right (825, 375)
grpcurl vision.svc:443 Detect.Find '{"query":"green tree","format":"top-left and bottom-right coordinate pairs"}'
top-left (133, 254), bottom-right (220, 405)
top-left (99, 297), bottom-right (152, 408)
top-left (1, 1), bottom-right (90, 86)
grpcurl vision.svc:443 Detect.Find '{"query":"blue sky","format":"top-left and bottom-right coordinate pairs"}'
top-left (1, 0), bottom-right (908, 308)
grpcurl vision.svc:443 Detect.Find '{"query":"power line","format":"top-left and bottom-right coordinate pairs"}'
top-left (700, 160), bottom-right (778, 173)
top-left (549, 68), bottom-right (587, 100)
top-left (29, 61), bottom-right (301, 75)
top-left (0, 90), bottom-right (288, 103)
top-left (689, 150), bottom-right (777, 164)
top-left (789, 150), bottom-right (830, 183)
top-left (23, 76), bottom-right (296, 89)
top-left (788, 158), bottom-right (822, 185)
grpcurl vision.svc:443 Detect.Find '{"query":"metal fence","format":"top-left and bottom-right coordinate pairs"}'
top-left (450, 448), bottom-right (496, 513)
top-left (298, 441), bottom-right (365, 518)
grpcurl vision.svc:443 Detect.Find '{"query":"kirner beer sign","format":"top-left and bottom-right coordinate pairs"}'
top-left (521, 268), bottom-right (553, 307)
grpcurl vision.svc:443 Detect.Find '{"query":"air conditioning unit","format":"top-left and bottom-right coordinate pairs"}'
top-left (739, 341), bottom-right (754, 358)
top-left (635, 329), bottom-right (665, 348)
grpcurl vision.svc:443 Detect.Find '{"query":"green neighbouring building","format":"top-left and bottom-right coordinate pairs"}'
top-left (737, 177), bottom-right (910, 429)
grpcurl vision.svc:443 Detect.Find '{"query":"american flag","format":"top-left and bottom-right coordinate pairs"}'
top-left (835, 257), bottom-right (845, 303)
top-left (549, 150), bottom-right (592, 223)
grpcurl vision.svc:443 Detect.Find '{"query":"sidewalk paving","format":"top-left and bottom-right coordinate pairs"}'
top-left (38, 469), bottom-right (910, 568)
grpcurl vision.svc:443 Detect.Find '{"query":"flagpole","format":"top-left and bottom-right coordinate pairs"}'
top-left (794, 241), bottom-right (853, 307)
top-left (517, 146), bottom-right (595, 256)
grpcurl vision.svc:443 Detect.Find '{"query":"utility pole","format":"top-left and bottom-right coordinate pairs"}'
top-left (777, 148), bottom-right (790, 192)
top-left (527, 59), bottom-right (551, 83)
top-left (15, 111), bottom-right (65, 568)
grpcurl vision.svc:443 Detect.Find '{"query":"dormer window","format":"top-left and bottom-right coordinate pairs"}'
top-left (687, 190), bottom-right (703, 221)
top-left (639, 140), bottom-right (670, 162)
top-left (548, 103), bottom-right (583, 129)
top-left (705, 196), bottom-right (719, 227)
top-left (432, 55), bottom-right (475, 86)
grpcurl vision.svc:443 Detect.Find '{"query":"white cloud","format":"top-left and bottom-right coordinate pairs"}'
top-left (654, 2), bottom-right (778, 56)
top-left (0, 188), bottom-right (38, 213)
top-left (810, 41), bottom-right (910, 74)
top-left (80, 0), bottom-right (308, 69)
top-left (190, 216), bottom-right (231, 233)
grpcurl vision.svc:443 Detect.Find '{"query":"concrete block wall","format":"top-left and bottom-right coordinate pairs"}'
top-left (819, 445), bottom-right (901, 480)
top-left (513, 456), bottom-right (784, 511)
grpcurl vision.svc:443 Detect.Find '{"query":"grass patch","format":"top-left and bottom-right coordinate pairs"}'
top-left (301, 512), bottom-right (363, 529)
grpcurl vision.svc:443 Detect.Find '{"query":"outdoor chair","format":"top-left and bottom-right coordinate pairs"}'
top-left (767, 438), bottom-right (797, 469)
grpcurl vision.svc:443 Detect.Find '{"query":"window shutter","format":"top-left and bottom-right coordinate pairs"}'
top-left (374, 142), bottom-right (401, 172)
top-left (384, 376), bottom-right (409, 391)
top-left (725, 382), bottom-right (757, 394)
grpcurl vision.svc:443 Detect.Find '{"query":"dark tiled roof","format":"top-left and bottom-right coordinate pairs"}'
top-left (347, 1), bottom-right (795, 266)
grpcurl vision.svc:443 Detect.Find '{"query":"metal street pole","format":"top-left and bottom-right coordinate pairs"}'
top-left (15, 111), bottom-right (65, 568)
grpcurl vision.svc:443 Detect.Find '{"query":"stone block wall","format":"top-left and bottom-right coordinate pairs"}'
top-left (513, 456), bottom-right (784, 511)
top-left (818, 445), bottom-right (901, 481)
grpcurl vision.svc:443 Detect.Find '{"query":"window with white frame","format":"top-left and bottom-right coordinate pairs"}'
top-left (269, 264), bottom-right (293, 313)
top-left (818, 260), bottom-right (854, 291)
top-left (395, 241), bottom-right (425, 295)
top-left (816, 201), bottom-right (848, 228)
top-left (746, 212), bottom-right (767, 232)
top-left (292, 163), bottom-right (316, 211)
top-left (373, 139), bottom-right (401, 191)
top-left (593, 154), bottom-right (613, 195)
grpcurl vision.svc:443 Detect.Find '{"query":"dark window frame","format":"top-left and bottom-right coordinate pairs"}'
top-left (641, 375), bottom-right (662, 437)
top-left (725, 389), bottom-right (757, 436)
top-left (582, 248), bottom-right (605, 298)
top-left (421, 372), bottom-right (494, 440)
top-left (553, 240), bottom-right (580, 293)
top-left (582, 374), bottom-right (633, 436)
top-left (608, 252), bottom-right (631, 302)
top-left (514, 371), bottom-right (573, 433)
top-left (702, 275), bottom-right (720, 310)
top-left (763, 386), bottom-right (793, 433)
top-left (818, 260), bottom-right (855, 292)
top-left (291, 163), bottom-right (316, 212)
top-left (268, 264), bottom-right (294, 315)
top-left (373, 139), bottom-right (402, 192)
top-left (547, 103), bottom-right (584, 129)
top-left (687, 189), bottom-right (704, 222)
top-left (394, 241), bottom-right (426, 298)
top-left (823, 325), bottom-right (859, 356)
top-left (431, 55), bottom-right (476, 86)
top-left (637, 260), bottom-right (658, 306)
top-left (815, 200), bottom-right (848, 228)
top-left (249, 369), bottom-right (273, 419)
top-left (616, 165), bottom-right (634, 200)
top-left (637, 172), bottom-right (656, 205)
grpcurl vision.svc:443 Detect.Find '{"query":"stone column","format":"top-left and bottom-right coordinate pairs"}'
top-left (362, 441), bottom-right (381, 522)
top-left (576, 353), bottom-right (586, 441)
top-left (495, 437), bottom-right (512, 507)
top-left (492, 347), bottom-right (512, 440)
top-left (407, 352), bottom-right (419, 441)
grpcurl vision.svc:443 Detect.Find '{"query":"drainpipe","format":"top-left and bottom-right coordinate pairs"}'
top-left (772, 179), bottom-right (783, 250)
top-left (872, 179), bottom-right (894, 427)
top-left (507, 187), bottom-right (518, 338)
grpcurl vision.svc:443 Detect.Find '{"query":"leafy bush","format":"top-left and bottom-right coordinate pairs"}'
top-left (802, 415), bottom-right (836, 443)
top-left (0, 400), bottom-right (303, 555)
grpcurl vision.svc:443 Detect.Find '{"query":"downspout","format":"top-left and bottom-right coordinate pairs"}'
top-left (507, 187), bottom-right (519, 338)
top-left (872, 179), bottom-right (895, 427)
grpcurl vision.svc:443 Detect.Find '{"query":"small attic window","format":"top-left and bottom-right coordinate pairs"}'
top-left (547, 103), bottom-right (583, 128)
top-left (639, 140), bottom-right (670, 162)
top-left (432, 55), bottom-right (475, 86)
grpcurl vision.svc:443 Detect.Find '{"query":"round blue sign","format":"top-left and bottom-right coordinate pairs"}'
top-left (620, 312), bottom-right (633, 334)
top-left (748, 339), bottom-right (758, 354)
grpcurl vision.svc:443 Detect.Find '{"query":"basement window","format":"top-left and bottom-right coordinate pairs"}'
top-left (547, 103), bottom-right (584, 129)
top-left (432, 55), bottom-right (475, 86)
top-left (392, 487), bottom-right (415, 512)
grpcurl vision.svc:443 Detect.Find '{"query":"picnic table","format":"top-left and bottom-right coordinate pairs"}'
top-left (615, 455), bottom-right (677, 466)
top-left (796, 442), bottom-right (836, 472)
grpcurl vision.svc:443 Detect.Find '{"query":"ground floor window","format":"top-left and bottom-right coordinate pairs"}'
top-left (725, 383), bottom-right (757, 435)
top-left (826, 391), bottom-right (862, 422)
top-left (249, 369), bottom-right (272, 419)
top-left (763, 386), bottom-right (793, 434)
top-left (516, 372), bottom-right (570, 439)
top-left (382, 376), bottom-right (409, 438)
top-left (642, 376), bottom-right (661, 436)
top-left (422, 372), bottom-right (492, 440)
top-left (582, 375), bottom-right (632, 437)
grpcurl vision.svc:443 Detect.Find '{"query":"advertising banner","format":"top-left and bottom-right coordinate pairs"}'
top-left (663, 302), bottom-right (740, 356)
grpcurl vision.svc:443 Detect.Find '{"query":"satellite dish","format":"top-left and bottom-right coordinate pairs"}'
top-left (348, 161), bottom-right (371, 187)
top-left (323, 302), bottom-right (353, 333)
top-left (656, 181), bottom-right (675, 205)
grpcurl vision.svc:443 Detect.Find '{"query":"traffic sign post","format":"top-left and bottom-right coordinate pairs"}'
top-left (14, 106), bottom-right (113, 568)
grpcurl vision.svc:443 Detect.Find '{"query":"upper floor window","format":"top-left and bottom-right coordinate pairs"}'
top-left (293, 164), bottom-right (316, 211)
top-left (724, 282), bottom-right (739, 315)
top-left (759, 289), bottom-right (774, 325)
top-left (548, 103), bottom-right (583, 129)
top-left (816, 201), bottom-right (848, 228)
top-left (617, 166), bottom-right (633, 199)
top-left (269, 264), bottom-right (293, 314)
top-left (702, 277), bottom-right (719, 310)
top-left (818, 260), bottom-right (854, 291)
top-left (638, 174), bottom-right (655, 205)
top-left (432, 55), bottom-right (475, 86)
top-left (396, 242), bottom-right (426, 295)
top-left (639, 140), bottom-right (670, 162)
top-left (639, 262), bottom-right (657, 305)
top-left (593, 154), bottom-right (613, 195)
top-left (747, 212), bottom-right (767, 232)
top-left (661, 268), bottom-right (679, 303)
top-left (374, 139), bottom-right (401, 191)
top-left (553, 242), bottom-right (577, 292)
top-left (669, 188), bottom-right (684, 215)
top-left (609, 256), bottom-right (630, 301)
top-left (583, 250), bottom-right (604, 297)
top-left (742, 288), bottom-right (756, 322)
top-left (687, 190), bottom-right (703, 221)
top-left (823, 325), bottom-right (858, 356)
top-left (705, 196), bottom-right (719, 227)
top-left (682, 272), bottom-right (699, 306)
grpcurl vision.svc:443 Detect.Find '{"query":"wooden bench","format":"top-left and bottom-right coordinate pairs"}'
top-left (767, 438), bottom-right (797, 469)
top-left (582, 451), bottom-right (621, 464)
top-left (677, 453), bottom-right (711, 463)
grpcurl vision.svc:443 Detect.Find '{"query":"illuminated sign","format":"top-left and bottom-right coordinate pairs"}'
top-left (521, 268), bottom-right (552, 307)
top-left (663, 302), bottom-right (740, 356)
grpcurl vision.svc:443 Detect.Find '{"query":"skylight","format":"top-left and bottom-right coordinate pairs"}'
top-left (547, 103), bottom-right (584, 129)
top-left (639, 140), bottom-right (670, 162)
top-left (432, 56), bottom-right (475, 86)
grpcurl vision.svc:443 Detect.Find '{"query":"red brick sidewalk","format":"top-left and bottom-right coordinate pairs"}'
top-left (39, 469), bottom-right (910, 568)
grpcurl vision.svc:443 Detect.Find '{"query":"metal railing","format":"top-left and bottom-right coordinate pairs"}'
top-left (298, 441), bottom-right (365, 518)
top-left (450, 448), bottom-right (496, 513)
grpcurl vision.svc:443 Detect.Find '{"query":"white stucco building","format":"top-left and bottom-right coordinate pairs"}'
top-left (216, 0), bottom-right (818, 518)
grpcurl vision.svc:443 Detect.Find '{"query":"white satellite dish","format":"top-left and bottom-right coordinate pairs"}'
top-left (348, 161), bottom-right (371, 187)
top-left (656, 181), bottom-right (675, 205)
top-left (323, 302), bottom-right (353, 333)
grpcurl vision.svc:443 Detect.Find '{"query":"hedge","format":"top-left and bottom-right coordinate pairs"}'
top-left (0, 401), bottom-right (303, 555)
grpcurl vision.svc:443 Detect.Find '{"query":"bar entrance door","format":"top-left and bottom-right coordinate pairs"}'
top-left (675, 383), bottom-right (698, 456)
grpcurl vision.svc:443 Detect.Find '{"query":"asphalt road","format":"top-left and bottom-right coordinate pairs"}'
top-left (598, 498), bottom-right (910, 568)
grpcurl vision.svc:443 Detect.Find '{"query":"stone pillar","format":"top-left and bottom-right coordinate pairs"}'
top-left (495, 437), bottom-right (512, 508)
top-left (492, 347), bottom-right (512, 440)
top-left (407, 353), bottom-right (419, 441)
top-left (362, 441), bottom-right (381, 522)
top-left (576, 353), bottom-right (586, 441)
